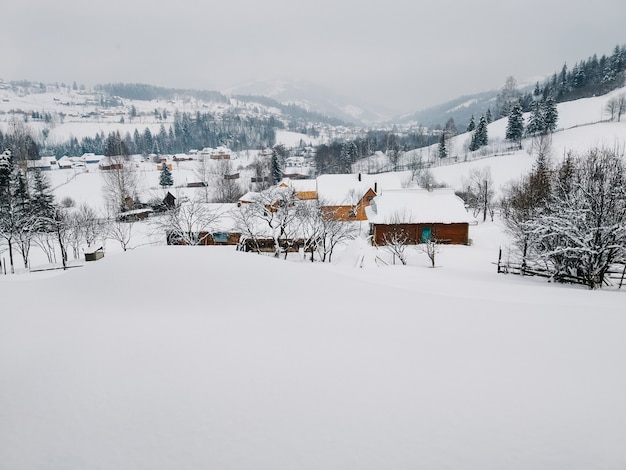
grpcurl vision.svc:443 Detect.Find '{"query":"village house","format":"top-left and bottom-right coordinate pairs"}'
top-left (280, 172), bottom-right (408, 221)
top-left (26, 156), bottom-right (57, 171)
top-left (365, 188), bottom-right (475, 245)
top-left (98, 156), bottom-right (124, 171)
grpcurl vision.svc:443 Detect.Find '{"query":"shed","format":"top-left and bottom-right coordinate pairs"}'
top-left (365, 188), bottom-right (475, 245)
top-left (163, 192), bottom-right (176, 209)
top-left (85, 247), bottom-right (104, 261)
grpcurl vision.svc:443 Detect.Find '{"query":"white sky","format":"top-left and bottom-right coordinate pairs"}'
top-left (2, 0), bottom-right (626, 113)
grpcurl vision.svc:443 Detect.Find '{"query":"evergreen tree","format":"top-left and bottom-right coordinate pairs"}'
top-left (438, 132), bottom-right (448, 159)
top-left (470, 115), bottom-right (488, 151)
top-left (270, 149), bottom-right (282, 185)
top-left (143, 128), bottom-right (154, 155)
top-left (466, 115), bottom-right (476, 132)
top-left (444, 117), bottom-right (457, 135)
top-left (485, 108), bottom-right (492, 124)
top-left (526, 100), bottom-right (544, 136)
top-left (505, 103), bottom-right (525, 148)
top-left (542, 97), bottom-right (559, 133)
top-left (159, 163), bottom-right (174, 188)
top-left (30, 169), bottom-right (56, 228)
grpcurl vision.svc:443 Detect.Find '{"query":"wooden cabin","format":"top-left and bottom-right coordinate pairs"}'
top-left (365, 188), bottom-right (475, 245)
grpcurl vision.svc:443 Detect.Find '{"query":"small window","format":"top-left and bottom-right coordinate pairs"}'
top-left (212, 232), bottom-right (229, 243)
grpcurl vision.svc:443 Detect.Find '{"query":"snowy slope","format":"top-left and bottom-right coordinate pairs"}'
top-left (1, 238), bottom-right (625, 469)
top-left (1, 84), bottom-right (626, 470)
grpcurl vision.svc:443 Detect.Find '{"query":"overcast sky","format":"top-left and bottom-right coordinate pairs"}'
top-left (2, 0), bottom-right (625, 114)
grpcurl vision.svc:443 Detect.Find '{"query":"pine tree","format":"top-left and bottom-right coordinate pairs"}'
top-left (542, 97), bottom-right (558, 133)
top-left (30, 169), bottom-right (56, 229)
top-left (485, 108), bottom-right (492, 124)
top-left (505, 103), bottom-right (524, 148)
top-left (466, 115), bottom-right (476, 132)
top-left (159, 163), bottom-right (174, 188)
top-left (270, 150), bottom-right (282, 185)
top-left (526, 100), bottom-right (544, 136)
top-left (470, 115), bottom-right (488, 151)
top-left (438, 132), bottom-right (448, 159)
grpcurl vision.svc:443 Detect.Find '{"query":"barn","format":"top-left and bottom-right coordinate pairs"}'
top-left (365, 188), bottom-right (475, 245)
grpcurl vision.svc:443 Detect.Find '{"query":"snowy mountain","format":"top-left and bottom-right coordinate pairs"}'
top-left (225, 78), bottom-right (393, 125)
top-left (396, 89), bottom-right (499, 128)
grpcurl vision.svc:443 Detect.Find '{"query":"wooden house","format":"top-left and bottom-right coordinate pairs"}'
top-left (315, 173), bottom-right (406, 221)
top-left (57, 155), bottom-right (74, 169)
top-left (279, 178), bottom-right (318, 201)
top-left (365, 188), bottom-right (475, 245)
top-left (98, 156), bottom-right (124, 171)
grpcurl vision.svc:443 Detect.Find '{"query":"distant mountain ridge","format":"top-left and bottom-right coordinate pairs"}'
top-left (224, 79), bottom-right (393, 126)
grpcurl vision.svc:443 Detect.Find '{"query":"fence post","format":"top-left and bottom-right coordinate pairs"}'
top-left (497, 247), bottom-right (502, 273)
top-left (620, 264), bottom-right (626, 289)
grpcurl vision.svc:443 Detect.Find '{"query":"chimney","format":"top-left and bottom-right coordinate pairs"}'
top-left (374, 181), bottom-right (378, 193)
top-left (358, 173), bottom-right (361, 182)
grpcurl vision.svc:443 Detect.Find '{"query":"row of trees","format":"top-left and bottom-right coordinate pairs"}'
top-left (493, 44), bottom-right (625, 121)
top-left (505, 97), bottom-right (559, 148)
top-left (314, 130), bottom-right (440, 175)
top-left (47, 110), bottom-right (280, 159)
top-left (500, 147), bottom-right (626, 289)
top-left (0, 149), bottom-right (137, 273)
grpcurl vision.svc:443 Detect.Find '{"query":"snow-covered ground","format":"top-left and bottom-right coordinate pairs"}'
top-left (1, 87), bottom-right (626, 469)
top-left (1, 224), bottom-right (625, 469)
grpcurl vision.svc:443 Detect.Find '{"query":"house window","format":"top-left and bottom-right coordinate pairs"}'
top-left (212, 232), bottom-right (229, 243)
top-left (349, 209), bottom-right (357, 218)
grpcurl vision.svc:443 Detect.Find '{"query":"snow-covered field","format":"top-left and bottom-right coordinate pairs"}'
top-left (1, 87), bottom-right (626, 469)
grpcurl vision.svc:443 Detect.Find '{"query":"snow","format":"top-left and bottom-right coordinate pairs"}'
top-left (1, 230), bottom-right (625, 469)
top-left (2, 86), bottom-right (626, 469)
top-left (366, 188), bottom-right (476, 224)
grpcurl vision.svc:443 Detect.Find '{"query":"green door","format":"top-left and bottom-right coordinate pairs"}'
top-left (421, 226), bottom-right (432, 242)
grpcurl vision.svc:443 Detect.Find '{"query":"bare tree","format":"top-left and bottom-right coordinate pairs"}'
top-left (606, 97), bottom-right (618, 121)
top-left (617, 94), bottom-right (626, 122)
top-left (526, 147), bottom-right (626, 288)
top-left (155, 199), bottom-right (222, 245)
top-left (212, 160), bottom-right (244, 203)
top-left (311, 201), bottom-right (357, 263)
top-left (78, 204), bottom-right (104, 248)
top-left (383, 228), bottom-right (410, 265)
top-left (234, 187), bottom-right (303, 258)
top-left (605, 94), bottom-right (626, 121)
top-left (101, 156), bottom-right (140, 214)
top-left (106, 218), bottom-right (134, 252)
top-left (460, 167), bottom-right (495, 222)
top-left (420, 237), bottom-right (441, 268)
top-left (194, 155), bottom-right (212, 203)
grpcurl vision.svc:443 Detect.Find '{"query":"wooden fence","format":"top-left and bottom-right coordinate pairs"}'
top-left (496, 248), bottom-right (626, 289)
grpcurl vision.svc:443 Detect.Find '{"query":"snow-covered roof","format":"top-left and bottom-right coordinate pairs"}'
top-left (239, 191), bottom-right (260, 203)
top-left (316, 172), bottom-right (407, 205)
top-left (280, 178), bottom-right (317, 193)
top-left (365, 188), bottom-right (475, 224)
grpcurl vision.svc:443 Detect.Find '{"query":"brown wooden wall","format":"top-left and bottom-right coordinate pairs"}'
top-left (166, 232), bottom-right (241, 246)
top-left (371, 223), bottom-right (469, 245)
